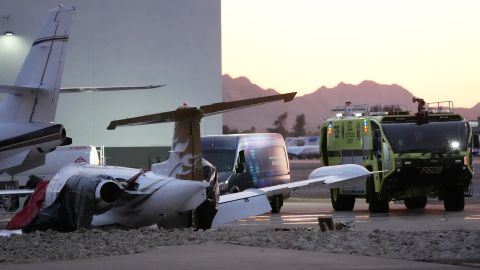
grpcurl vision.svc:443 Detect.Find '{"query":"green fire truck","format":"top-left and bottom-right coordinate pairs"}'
top-left (319, 102), bottom-right (473, 213)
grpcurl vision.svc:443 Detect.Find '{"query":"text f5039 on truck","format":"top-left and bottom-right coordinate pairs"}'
top-left (320, 100), bottom-right (473, 213)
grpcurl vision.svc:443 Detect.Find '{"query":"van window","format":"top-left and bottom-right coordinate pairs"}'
top-left (202, 149), bottom-right (236, 172)
top-left (245, 146), bottom-right (288, 174)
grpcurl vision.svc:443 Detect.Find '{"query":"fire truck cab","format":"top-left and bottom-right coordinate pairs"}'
top-left (320, 101), bottom-right (473, 213)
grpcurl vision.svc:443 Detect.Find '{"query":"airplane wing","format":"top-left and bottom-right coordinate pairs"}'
top-left (211, 189), bottom-right (271, 226)
top-left (260, 164), bottom-right (373, 196)
top-left (212, 164), bottom-right (374, 226)
top-left (60, 84), bottom-right (165, 93)
top-left (0, 189), bottom-right (34, 196)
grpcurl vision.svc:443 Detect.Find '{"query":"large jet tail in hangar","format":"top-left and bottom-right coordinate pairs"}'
top-left (0, 5), bottom-right (74, 123)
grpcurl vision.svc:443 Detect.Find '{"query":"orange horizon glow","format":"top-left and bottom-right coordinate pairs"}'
top-left (222, 0), bottom-right (480, 108)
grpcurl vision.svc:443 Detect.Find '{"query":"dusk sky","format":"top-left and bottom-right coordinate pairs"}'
top-left (222, 1), bottom-right (480, 108)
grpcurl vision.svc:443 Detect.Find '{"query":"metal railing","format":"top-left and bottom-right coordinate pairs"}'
top-left (426, 101), bottom-right (454, 114)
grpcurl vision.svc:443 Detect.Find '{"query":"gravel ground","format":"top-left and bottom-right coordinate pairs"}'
top-left (1, 226), bottom-right (479, 266)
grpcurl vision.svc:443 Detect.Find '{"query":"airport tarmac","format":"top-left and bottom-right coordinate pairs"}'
top-left (1, 158), bottom-right (479, 269)
top-left (218, 197), bottom-right (480, 231)
top-left (1, 243), bottom-right (472, 270)
top-left (1, 197), bottom-right (478, 270)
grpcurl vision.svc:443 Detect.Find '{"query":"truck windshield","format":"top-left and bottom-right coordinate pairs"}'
top-left (382, 121), bottom-right (469, 153)
top-left (202, 150), bottom-right (236, 172)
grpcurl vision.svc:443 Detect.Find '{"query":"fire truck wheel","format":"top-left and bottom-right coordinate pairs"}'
top-left (330, 188), bottom-right (355, 211)
top-left (444, 188), bottom-right (464, 211)
top-left (367, 177), bottom-right (389, 213)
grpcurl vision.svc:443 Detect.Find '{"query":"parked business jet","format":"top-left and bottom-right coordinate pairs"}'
top-left (0, 6), bottom-right (162, 176)
top-left (5, 93), bottom-right (373, 231)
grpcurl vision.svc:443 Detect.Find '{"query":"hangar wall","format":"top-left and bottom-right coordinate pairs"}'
top-left (0, 0), bottom-right (222, 155)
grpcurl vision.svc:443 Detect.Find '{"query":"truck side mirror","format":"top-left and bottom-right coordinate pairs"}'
top-left (236, 150), bottom-right (246, 174)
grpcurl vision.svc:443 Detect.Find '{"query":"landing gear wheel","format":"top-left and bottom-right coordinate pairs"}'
top-left (330, 188), bottom-right (355, 211)
top-left (269, 195), bottom-right (283, 214)
top-left (404, 196), bottom-right (427, 209)
top-left (193, 170), bottom-right (219, 230)
top-left (444, 188), bottom-right (464, 211)
top-left (367, 177), bottom-right (389, 213)
top-left (193, 199), bottom-right (218, 230)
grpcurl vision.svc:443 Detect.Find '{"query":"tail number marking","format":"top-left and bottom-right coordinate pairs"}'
top-left (420, 166), bottom-right (443, 175)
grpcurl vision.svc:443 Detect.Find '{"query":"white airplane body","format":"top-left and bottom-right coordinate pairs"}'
top-left (5, 93), bottom-right (375, 231)
top-left (30, 159), bottom-right (371, 229)
top-left (0, 6), bottom-right (162, 177)
top-left (39, 164), bottom-right (207, 228)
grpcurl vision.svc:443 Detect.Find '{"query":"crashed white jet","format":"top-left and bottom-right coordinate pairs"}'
top-left (6, 92), bottom-right (373, 231)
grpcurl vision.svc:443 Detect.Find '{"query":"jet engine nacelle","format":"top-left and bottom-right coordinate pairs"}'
top-left (95, 179), bottom-right (122, 211)
top-left (33, 124), bottom-right (72, 154)
top-left (58, 125), bottom-right (73, 146)
top-left (48, 124), bottom-right (72, 148)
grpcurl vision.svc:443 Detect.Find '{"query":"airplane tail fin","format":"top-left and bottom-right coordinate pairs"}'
top-left (0, 6), bottom-right (74, 123)
top-left (107, 93), bottom-right (296, 181)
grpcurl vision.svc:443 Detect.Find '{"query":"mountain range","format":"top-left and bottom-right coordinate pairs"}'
top-left (222, 74), bottom-right (480, 133)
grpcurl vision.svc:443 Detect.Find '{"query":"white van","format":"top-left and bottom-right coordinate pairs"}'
top-left (201, 133), bottom-right (290, 213)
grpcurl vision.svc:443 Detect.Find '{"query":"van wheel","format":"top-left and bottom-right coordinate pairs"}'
top-left (367, 177), bottom-right (389, 213)
top-left (330, 188), bottom-right (355, 211)
top-left (270, 195), bottom-right (283, 214)
top-left (404, 196), bottom-right (427, 209)
top-left (444, 188), bottom-right (464, 211)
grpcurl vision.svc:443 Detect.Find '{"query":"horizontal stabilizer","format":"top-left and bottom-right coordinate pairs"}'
top-left (200, 92), bottom-right (296, 116)
top-left (0, 85), bottom-right (45, 96)
top-left (213, 189), bottom-right (271, 226)
top-left (107, 110), bottom-right (178, 130)
top-left (107, 92), bottom-right (296, 130)
top-left (60, 84), bottom-right (165, 93)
